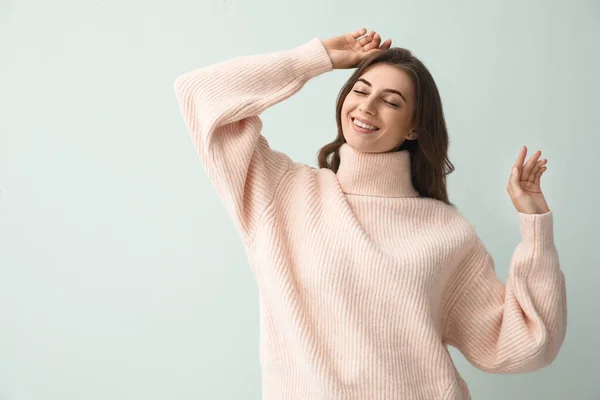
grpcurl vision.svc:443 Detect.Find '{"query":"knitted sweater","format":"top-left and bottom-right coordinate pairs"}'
top-left (173, 38), bottom-right (567, 400)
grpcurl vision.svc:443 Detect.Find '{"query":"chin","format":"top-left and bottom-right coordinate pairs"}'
top-left (343, 123), bottom-right (381, 152)
top-left (343, 135), bottom-right (376, 153)
top-left (344, 132), bottom-right (403, 154)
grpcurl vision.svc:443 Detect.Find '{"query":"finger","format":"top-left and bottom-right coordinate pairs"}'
top-left (509, 162), bottom-right (521, 193)
top-left (534, 165), bottom-right (547, 185)
top-left (529, 158), bottom-right (547, 182)
top-left (351, 28), bottom-right (368, 39)
top-left (358, 31), bottom-right (376, 47)
top-left (522, 150), bottom-right (541, 181)
top-left (380, 39), bottom-right (392, 50)
top-left (358, 31), bottom-right (375, 47)
top-left (365, 33), bottom-right (382, 51)
top-left (513, 146), bottom-right (527, 174)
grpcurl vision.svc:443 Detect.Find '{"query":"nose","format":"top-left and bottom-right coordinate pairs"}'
top-left (358, 96), bottom-right (377, 115)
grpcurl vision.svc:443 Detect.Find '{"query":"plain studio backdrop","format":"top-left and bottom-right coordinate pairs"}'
top-left (1, 0), bottom-right (598, 399)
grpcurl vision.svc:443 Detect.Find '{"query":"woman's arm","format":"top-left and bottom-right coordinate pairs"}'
top-left (442, 211), bottom-right (567, 373)
top-left (173, 39), bottom-right (333, 243)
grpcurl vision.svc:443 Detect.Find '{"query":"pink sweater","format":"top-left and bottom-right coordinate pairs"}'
top-left (173, 38), bottom-right (567, 400)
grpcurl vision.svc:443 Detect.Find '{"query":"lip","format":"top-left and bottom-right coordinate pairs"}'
top-left (351, 118), bottom-right (380, 134)
top-left (351, 116), bottom-right (380, 129)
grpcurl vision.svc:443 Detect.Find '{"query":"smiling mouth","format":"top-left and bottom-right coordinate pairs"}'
top-left (351, 118), bottom-right (380, 132)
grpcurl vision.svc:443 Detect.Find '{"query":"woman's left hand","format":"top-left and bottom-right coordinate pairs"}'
top-left (507, 146), bottom-right (551, 214)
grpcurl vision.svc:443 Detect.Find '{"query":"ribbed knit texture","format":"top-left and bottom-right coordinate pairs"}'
top-left (173, 38), bottom-right (567, 400)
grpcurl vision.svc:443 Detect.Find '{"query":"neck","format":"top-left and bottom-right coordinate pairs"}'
top-left (335, 143), bottom-right (419, 198)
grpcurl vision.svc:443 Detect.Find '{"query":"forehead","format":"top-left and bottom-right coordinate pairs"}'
top-left (357, 63), bottom-right (414, 97)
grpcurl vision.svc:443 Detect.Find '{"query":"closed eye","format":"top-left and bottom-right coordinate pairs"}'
top-left (352, 90), bottom-right (399, 107)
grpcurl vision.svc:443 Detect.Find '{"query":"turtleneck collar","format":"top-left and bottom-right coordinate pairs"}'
top-left (335, 143), bottom-right (419, 198)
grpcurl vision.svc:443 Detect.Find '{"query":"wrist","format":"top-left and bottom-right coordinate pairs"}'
top-left (321, 41), bottom-right (336, 68)
top-left (321, 40), bottom-right (345, 69)
top-left (519, 206), bottom-right (550, 215)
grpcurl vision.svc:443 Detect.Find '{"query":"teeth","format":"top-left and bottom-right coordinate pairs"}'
top-left (353, 118), bottom-right (377, 130)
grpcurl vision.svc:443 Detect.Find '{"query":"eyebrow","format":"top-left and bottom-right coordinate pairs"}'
top-left (356, 78), bottom-right (406, 103)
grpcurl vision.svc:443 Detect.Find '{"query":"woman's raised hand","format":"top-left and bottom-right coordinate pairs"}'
top-left (322, 28), bottom-right (392, 69)
top-left (507, 146), bottom-right (551, 214)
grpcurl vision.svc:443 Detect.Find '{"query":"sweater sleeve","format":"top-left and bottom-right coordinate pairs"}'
top-left (173, 38), bottom-right (333, 242)
top-left (442, 211), bottom-right (567, 373)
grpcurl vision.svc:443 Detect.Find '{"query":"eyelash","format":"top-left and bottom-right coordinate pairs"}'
top-left (352, 90), bottom-right (399, 107)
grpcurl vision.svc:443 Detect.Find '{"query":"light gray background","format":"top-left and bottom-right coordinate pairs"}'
top-left (1, 0), bottom-right (598, 399)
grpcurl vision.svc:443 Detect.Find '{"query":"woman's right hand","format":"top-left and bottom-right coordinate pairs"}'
top-left (322, 28), bottom-right (392, 69)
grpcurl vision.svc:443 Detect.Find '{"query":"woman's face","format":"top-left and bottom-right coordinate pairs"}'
top-left (341, 63), bottom-right (416, 153)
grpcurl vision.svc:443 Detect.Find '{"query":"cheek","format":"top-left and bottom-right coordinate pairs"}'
top-left (340, 102), bottom-right (352, 123)
top-left (341, 98), bottom-right (359, 117)
top-left (389, 110), bottom-right (411, 129)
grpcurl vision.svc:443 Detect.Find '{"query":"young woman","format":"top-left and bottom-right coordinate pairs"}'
top-left (173, 28), bottom-right (567, 400)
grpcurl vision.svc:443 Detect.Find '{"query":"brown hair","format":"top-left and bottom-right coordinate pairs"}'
top-left (317, 47), bottom-right (455, 205)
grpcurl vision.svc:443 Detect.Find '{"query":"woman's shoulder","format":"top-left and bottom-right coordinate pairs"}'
top-left (286, 162), bottom-right (337, 180)
top-left (414, 198), bottom-right (479, 236)
top-left (272, 162), bottom-right (338, 194)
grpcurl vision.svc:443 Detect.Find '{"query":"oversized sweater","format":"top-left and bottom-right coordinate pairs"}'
top-left (173, 38), bottom-right (567, 400)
